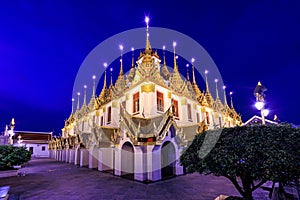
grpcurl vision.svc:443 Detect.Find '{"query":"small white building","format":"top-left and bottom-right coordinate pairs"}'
top-left (13, 131), bottom-right (52, 158)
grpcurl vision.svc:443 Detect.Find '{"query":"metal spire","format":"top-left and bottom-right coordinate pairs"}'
top-left (205, 70), bottom-right (210, 93)
top-left (131, 47), bottom-right (135, 68)
top-left (163, 45), bottom-right (166, 66)
top-left (92, 75), bottom-right (96, 97)
top-left (223, 86), bottom-right (228, 105)
top-left (71, 98), bottom-right (75, 113)
top-left (110, 68), bottom-right (113, 87)
top-left (230, 92), bottom-right (234, 109)
top-left (83, 85), bottom-right (87, 106)
top-left (191, 58), bottom-right (196, 84)
top-left (145, 16), bottom-right (151, 50)
top-left (186, 64), bottom-right (190, 81)
top-left (119, 45), bottom-right (123, 76)
top-left (77, 92), bottom-right (80, 110)
top-left (215, 79), bottom-right (219, 99)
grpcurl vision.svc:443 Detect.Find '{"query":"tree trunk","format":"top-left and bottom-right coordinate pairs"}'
top-left (241, 175), bottom-right (254, 200)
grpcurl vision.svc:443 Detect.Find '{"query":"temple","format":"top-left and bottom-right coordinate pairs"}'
top-left (49, 17), bottom-right (242, 182)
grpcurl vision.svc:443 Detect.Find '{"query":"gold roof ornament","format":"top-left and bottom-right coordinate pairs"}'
top-left (76, 92), bottom-right (80, 110)
top-left (204, 70), bottom-right (214, 108)
top-left (83, 85), bottom-right (87, 106)
top-left (213, 79), bottom-right (223, 112)
top-left (191, 58), bottom-right (202, 100)
top-left (173, 41), bottom-right (178, 73)
top-left (114, 46), bottom-right (126, 96)
top-left (161, 45), bottom-right (170, 80)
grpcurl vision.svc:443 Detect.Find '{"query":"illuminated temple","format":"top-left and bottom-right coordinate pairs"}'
top-left (49, 18), bottom-right (242, 182)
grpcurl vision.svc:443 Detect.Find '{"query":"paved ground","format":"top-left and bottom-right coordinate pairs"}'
top-left (0, 158), bottom-right (269, 200)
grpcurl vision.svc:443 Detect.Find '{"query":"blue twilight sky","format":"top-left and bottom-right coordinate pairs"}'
top-left (0, 0), bottom-right (299, 134)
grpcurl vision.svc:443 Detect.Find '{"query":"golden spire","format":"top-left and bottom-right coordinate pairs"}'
top-left (163, 45), bottom-right (166, 66)
top-left (214, 79), bottom-right (219, 99)
top-left (131, 47), bottom-right (135, 68)
top-left (103, 62), bottom-right (107, 89)
top-left (76, 92), bottom-right (80, 110)
top-left (145, 16), bottom-right (151, 51)
top-left (186, 64), bottom-right (190, 81)
top-left (230, 91), bottom-right (234, 109)
top-left (119, 45), bottom-right (124, 76)
top-left (191, 58), bottom-right (196, 84)
top-left (83, 85), bottom-right (87, 106)
top-left (173, 41), bottom-right (178, 73)
top-left (71, 98), bottom-right (75, 113)
top-left (223, 86), bottom-right (228, 105)
top-left (110, 67), bottom-right (113, 87)
top-left (205, 70), bottom-right (210, 93)
top-left (92, 75), bottom-right (96, 97)
top-left (258, 81), bottom-right (262, 86)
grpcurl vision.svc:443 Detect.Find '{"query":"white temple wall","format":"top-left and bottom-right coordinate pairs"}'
top-left (80, 149), bottom-right (89, 167)
top-left (98, 147), bottom-right (113, 171)
top-left (88, 147), bottom-right (98, 169)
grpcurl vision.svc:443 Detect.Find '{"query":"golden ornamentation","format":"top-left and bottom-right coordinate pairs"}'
top-left (141, 83), bottom-right (155, 93)
top-left (181, 98), bottom-right (187, 105)
top-left (103, 107), bottom-right (106, 112)
top-left (112, 101), bottom-right (119, 108)
top-left (193, 104), bottom-right (197, 109)
top-left (201, 107), bottom-right (206, 112)
top-left (95, 110), bottom-right (100, 116)
top-left (168, 91), bottom-right (172, 98)
top-left (126, 93), bottom-right (129, 100)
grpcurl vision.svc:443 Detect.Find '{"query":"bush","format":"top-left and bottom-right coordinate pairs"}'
top-left (0, 145), bottom-right (32, 170)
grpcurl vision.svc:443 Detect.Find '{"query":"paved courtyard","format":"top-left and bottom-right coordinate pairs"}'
top-left (0, 158), bottom-right (269, 199)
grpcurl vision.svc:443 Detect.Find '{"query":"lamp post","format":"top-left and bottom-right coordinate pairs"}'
top-left (254, 81), bottom-right (268, 125)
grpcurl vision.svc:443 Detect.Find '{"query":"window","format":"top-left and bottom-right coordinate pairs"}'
top-left (187, 104), bottom-right (192, 121)
top-left (107, 106), bottom-right (112, 124)
top-left (171, 99), bottom-right (179, 119)
top-left (133, 92), bottom-right (139, 113)
top-left (157, 91), bottom-right (164, 112)
top-left (196, 113), bottom-right (200, 123)
top-left (206, 112), bottom-right (210, 125)
top-left (42, 146), bottom-right (46, 151)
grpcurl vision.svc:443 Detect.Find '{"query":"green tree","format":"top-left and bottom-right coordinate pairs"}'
top-left (180, 124), bottom-right (300, 200)
top-left (0, 145), bottom-right (32, 170)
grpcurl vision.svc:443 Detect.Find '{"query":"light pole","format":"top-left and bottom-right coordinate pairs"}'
top-left (254, 81), bottom-right (268, 125)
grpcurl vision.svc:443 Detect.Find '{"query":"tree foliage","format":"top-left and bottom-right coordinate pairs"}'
top-left (0, 145), bottom-right (32, 170)
top-left (180, 124), bottom-right (300, 200)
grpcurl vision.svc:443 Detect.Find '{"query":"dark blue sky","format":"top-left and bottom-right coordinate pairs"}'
top-left (1, 0), bottom-right (299, 134)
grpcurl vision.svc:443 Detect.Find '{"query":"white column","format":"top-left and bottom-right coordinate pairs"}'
top-left (65, 149), bottom-right (69, 162)
top-left (69, 149), bottom-right (75, 163)
top-left (80, 149), bottom-right (89, 167)
top-left (114, 148), bottom-right (121, 176)
top-left (74, 148), bottom-right (80, 165)
top-left (151, 145), bottom-right (161, 181)
top-left (98, 147), bottom-right (113, 171)
top-left (89, 148), bottom-right (98, 169)
top-left (175, 147), bottom-right (184, 175)
top-left (62, 150), bottom-right (66, 162)
top-left (134, 146), bottom-right (146, 181)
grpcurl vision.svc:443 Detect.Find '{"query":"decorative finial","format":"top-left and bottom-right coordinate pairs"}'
top-left (205, 70), bottom-right (210, 93)
top-left (103, 62), bottom-right (108, 88)
top-left (77, 92), bottom-right (80, 110)
top-left (186, 64), bottom-right (190, 81)
top-left (92, 75), bottom-right (96, 97)
top-left (71, 98), bottom-right (75, 113)
top-left (131, 47), bottom-right (135, 68)
top-left (223, 86), bottom-right (228, 105)
top-left (258, 81), bottom-right (262, 86)
top-left (230, 91), bottom-right (234, 109)
top-left (215, 79), bottom-right (219, 99)
top-left (173, 41), bottom-right (178, 72)
top-left (83, 85), bottom-right (87, 106)
top-left (119, 45), bottom-right (124, 76)
top-left (145, 16), bottom-right (151, 50)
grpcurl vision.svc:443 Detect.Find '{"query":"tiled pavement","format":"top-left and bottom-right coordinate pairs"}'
top-left (0, 158), bottom-right (269, 200)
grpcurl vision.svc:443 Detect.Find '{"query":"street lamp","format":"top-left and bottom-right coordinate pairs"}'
top-left (254, 81), bottom-right (268, 124)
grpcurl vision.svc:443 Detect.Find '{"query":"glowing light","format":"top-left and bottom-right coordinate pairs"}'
top-left (205, 70), bottom-right (208, 74)
top-left (77, 92), bottom-right (80, 96)
top-left (120, 59), bottom-right (122, 62)
top-left (176, 56), bottom-right (178, 59)
top-left (103, 62), bottom-right (108, 68)
top-left (191, 58), bottom-right (195, 63)
top-left (92, 75), bottom-right (96, 80)
top-left (263, 109), bottom-right (269, 116)
top-left (84, 85), bottom-right (87, 89)
top-left (163, 45), bottom-right (165, 50)
top-left (230, 91), bottom-right (233, 95)
top-left (119, 45), bottom-right (123, 51)
top-left (223, 86), bottom-right (226, 90)
top-left (72, 98), bottom-right (74, 102)
top-left (131, 47), bottom-right (134, 51)
top-left (145, 16), bottom-right (149, 24)
top-left (255, 102), bottom-right (264, 110)
top-left (110, 67), bottom-right (113, 72)
top-left (173, 41), bottom-right (177, 47)
top-left (186, 64), bottom-right (189, 67)
top-left (215, 79), bottom-right (218, 83)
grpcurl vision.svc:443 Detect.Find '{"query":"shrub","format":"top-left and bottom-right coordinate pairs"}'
top-left (0, 145), bottom-right (32, 170)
